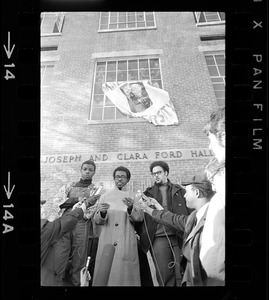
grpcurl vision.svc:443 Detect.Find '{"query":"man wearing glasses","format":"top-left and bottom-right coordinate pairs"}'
top-left (92, 166), bottom-right (143, 286)
top-left (135, 161), bottom-right (191, 286)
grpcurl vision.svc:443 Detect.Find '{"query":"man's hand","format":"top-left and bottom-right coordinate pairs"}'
top-left (84, 194), bottom-right (101, 207)
top-left (80, 267), bottom-right (91, 287)
top-left (122, 197), bottom-right (134, 209)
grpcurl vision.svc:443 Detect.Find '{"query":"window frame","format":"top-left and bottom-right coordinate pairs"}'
top-left (88, 55), bottom-right (164, 124)
top-left (98, 12), bottom-right (157, 33)
top-left (204, 51), bottom-right (226, 106)
top-left (41, 62), bottom-right (55, 88)
top-left (194, 12), bottom-right (225, 26)
top-left (41, 12), bottom-right (65, 36)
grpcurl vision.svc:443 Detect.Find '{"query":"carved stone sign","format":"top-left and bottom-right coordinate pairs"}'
top-left (41, 148), bottom-right (214, 164)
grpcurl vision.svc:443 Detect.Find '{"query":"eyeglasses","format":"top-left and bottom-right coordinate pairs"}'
top-left (115, 175), bottom-right (127, 180)
top-left (151, 171), bottom-right (163, 177)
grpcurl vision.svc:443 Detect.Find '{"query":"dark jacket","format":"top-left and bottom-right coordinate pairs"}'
top-left (41, 208), bottom-right (83, 286)
top-left (53, 184), bottom-right (94, 286)
top-left (135, 179), bottom-right (192, 253)
top-left (151, 208), bottom-right (208, 286)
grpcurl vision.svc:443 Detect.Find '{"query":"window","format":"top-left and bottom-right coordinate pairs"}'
top-left (41, 63), bottom-right (54, 88)
top-left (89, 57), bottom-right (163, 121)
top-left (41, 12), bottom-right (65, 36)
top-left (205, 53), bottom-right (225, 106)
top-left (99, 12), bottom-right (156, 31)
top-left (195, 12), bottom-right (225, 25)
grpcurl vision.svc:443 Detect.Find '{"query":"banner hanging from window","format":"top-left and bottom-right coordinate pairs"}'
top-left (102, 81), bottom-right (179, 126)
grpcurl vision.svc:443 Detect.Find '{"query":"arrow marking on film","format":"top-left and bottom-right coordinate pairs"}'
top-left (3, 172), bottom-right (15, 199)
top-left (3, 31), bottom-right (15, 59)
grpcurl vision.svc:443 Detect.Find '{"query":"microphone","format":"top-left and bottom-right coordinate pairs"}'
top-left (93, 244), bottom-right (115, 286)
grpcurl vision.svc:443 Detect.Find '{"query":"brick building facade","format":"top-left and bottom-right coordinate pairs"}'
top-left (41, 11), bottom-right (225, 202)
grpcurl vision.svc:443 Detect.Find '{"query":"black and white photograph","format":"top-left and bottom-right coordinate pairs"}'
top-left (40, 11), bottom-right (226, 287)
top-left (1, 1), bottom-right (268, 299)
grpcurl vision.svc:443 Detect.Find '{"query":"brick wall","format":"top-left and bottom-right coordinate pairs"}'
top-left (41, 12), bottom-right (224, 202)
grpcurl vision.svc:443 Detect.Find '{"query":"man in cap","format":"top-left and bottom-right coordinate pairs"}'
top-left (139, 175), bottom-right (215, 286)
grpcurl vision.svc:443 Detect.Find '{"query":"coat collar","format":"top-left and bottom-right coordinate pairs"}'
top-left (184, 206), bottom-right (208, 245)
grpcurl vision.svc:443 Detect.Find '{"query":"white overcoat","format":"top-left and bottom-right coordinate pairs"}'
top-left (93, 186), bottom-right (143, 286)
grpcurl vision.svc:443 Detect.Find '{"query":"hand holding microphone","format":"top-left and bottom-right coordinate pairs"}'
top-left (122, 197), bottom-right (134, 209)
top-left (139, 194), bottom-right (164, 212)
top-left (84, 194), bottom-right (101, 207)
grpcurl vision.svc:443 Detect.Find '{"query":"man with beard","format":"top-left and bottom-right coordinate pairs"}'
top-left (135, 161), bottom-right (192, 286)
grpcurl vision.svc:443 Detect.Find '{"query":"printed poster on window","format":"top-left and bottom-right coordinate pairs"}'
top-left (102, 81), bottom-right (179, 126)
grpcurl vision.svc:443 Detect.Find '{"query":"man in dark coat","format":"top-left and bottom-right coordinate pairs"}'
top-left (135, 161), bottom-right (192, 286)
top-left (41, 196), bottom-right (98, 286)
top-left (139, 174), bottom-right (215, 286)
top-left (52, 160), bottom-right (101, 286)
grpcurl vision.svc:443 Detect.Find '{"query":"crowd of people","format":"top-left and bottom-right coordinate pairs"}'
top-left (41, 106), bottom-right (225, 287)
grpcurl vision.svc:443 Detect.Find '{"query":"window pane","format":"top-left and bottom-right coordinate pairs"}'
top-left (211, 77), bottom-right (224, 83)
top-left (205, 12), bottom-right (220, 22)
top-left (91, 108), bottom-right (103, 120)
top-left (116, 108), bottom-right (128, 119)
top-left (219, 12), bottom-right (225, 21)
top-left (151, 80), bottom-right (162, 89)
top-left (128, 14), bottom-right (135, 22)
top-left (137, 21), bottom-right (145, 27)
top-left (118, 23), bottom-right (127, 28)
top-left (106, 71), bottom-right (116, 82)
top-left (96, 72), bottom-right (105, 83)
top-left (109, 24), bottom-right (117, 29)
top-left (146, 21), bottom-right (155, 27)
top-left (104, 107), bottom-right (115, 119)
top-left (93, 95), bottom-right (104, 107)
top-left (136, 12), bottom-right (144, 22)
top-left (145, 12), bottom-right (154, 22)
top-left (208, 66), bottom-right (219, 76)
top-left (107, 61), bottom-right (116, 70)
top-left (41, 14), bottom-right (57, 34)
top-left (96, 62), bottom-right (106, 72)
top-left (100, 24), bottom-right (108, 30)
top-left (218, 66), bottom-right (225, 76)
top-left (100, 16), bottom-right (109, 25)
top-left (151, 69), bottom-right (161, 79)
top-left (150, 59), bottom-right (159, 68)
top-left (139, 59), bottom-right (148, 68)
top-left (215, 55), bottom-right (225, 64)
top-left (94, 83), bottom-right (104, 94)
top-left (213, 83), bottom-right (225, 91)
top-left (214, 90), bottom-right (225, 99)
top-left (139, 68), bottom-right (150, 80)
top-left (205, 56), bottom-right (215, 65)
top-left (105, 96), bottom-right (113, 106)
top-left (199, 12), bottom-right (206, 23)
top-left (128, 60), bottom-right (138, 70)
top-left (117, 71), bottom-right (127, 81)
top-left (128, 23), bottom-right (136, 28)
top-left (119, 13), bottom-right (126, 22)
top-left (128, 70), bottom-right (138, 81)
top-left (118, 60), bottom-right (127, 70)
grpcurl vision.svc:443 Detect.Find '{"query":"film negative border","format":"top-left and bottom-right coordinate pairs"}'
top-left (1, 0), bottom-right (268, 299)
